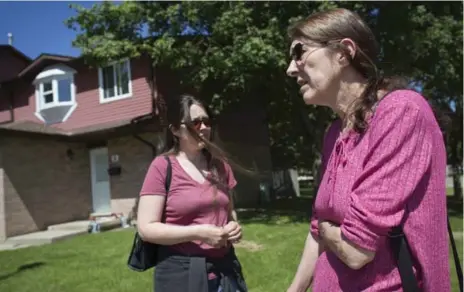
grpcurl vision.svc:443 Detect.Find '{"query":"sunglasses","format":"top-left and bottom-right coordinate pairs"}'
top-left (183, 117), bottom-right (212, 131)
top-left (291, 43), bottom-right (325, 62)
top-left (290, 43), bottom-right (307, 61)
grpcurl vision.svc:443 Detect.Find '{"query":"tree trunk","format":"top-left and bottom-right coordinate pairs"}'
top-left (452, 164), bottom-right (463, 199)
top-left (450, 138), bottom-right (463, 199)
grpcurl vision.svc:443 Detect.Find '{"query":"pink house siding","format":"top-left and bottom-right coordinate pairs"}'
top-left (0, 87), bottom-right (13, 124)
top-left (0, 48), bottom-right (29, 82)
top-left (1, 55), bottom-right (154, 131)
top-left (59, 57), bottom-right (153, 131)
top-left (0, 47), bottom-right (30, 124)
top-left (4, 83), bottom-right (37, 123)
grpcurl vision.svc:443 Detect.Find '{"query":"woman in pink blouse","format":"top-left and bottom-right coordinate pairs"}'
top-left (285, 8), bottom-right (451, 292)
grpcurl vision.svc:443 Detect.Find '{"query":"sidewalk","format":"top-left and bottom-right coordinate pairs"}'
top-left (0, 218), bottom-right (125, 251)
top-left (0, 220), bottom-right (90, 251)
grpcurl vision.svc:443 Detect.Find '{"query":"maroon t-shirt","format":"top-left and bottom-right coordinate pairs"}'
top-left (139, 155), bottom-right (237, 258)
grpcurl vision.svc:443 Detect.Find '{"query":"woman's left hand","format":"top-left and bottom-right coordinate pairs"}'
top-left (317, 219), bottom-right (375, 270)
top-left (223, 221), bottom-right (242, 243)
top-left (318, 220), bottom-right (337, 241)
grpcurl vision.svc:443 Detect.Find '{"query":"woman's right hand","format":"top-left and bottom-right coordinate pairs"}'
top-left (196, 224), bottom-right (228, 248)
top-left (286, 282), bottom-right (306, 292)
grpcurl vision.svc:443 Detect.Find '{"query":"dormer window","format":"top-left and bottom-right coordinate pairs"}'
top-left (34, 64), bottom-right (77, 125)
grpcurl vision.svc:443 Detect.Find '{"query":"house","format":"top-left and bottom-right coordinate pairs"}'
top-left (0, 43), bottom-right (273, 241)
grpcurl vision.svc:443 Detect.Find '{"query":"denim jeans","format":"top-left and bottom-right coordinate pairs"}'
top-left (208, 278), bottom-right (220, 292)
top-left (208, 277), bottom-right (239, 292)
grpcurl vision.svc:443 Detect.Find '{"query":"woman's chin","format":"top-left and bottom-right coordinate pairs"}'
top-left (302, 94), bottom-right (317, 105)
top-left (302, 91), bottom-right (323, 106)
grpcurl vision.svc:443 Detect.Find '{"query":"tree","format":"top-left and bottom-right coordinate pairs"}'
top-left (66, 1), bottom-right (462, 194)
top-left (65, 1), bottom-right (333, 173)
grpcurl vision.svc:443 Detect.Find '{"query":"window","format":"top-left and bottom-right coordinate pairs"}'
top-left (98, 59), bottom-right (132, 103)
top-left (34, 64), bottom-right (77, 124)
top-left (41, 81), bottom-right (54, 104)
top-left (57, 78), bottom-right (73, 102)
top-left (37, 76), bottom-right (74, 109)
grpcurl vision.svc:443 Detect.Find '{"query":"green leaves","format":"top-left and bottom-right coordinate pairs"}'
top-left (66, 1), bottom-right (462, 170)
top-left (65, 2), bottom-right (145, 65)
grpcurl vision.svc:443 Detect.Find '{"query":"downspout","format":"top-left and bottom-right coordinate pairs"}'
top-left (130, 55), bottom-right (158, 158)
top-left (0, 83), bottom-right (15, 125)
top-left (132, 134), bottom-right (156, 157)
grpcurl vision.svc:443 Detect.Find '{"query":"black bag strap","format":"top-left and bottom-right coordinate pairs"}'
top-left (160, 156), bottom-right (172, 223)
top-left (164, 156), bottom-right (172, 192)
top-left (390, 226), bottom-right (420, 292)
top-left (448, 215), bottom-right (463, 292)
top-left (391, 215), bottom-right (463, 292)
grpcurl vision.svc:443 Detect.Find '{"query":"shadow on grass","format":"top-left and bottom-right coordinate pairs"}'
top-left (0, 261), bottom-right (45, 281)
top-left (447, 197), bottom-right (463, 218)
top-left (238, 197), bottom-right (314, 225)
top-left (237, 195), bottom-right (463, 226)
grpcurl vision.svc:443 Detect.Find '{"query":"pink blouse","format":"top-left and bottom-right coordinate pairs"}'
top-left (310, 90), bottom-right (451, 291)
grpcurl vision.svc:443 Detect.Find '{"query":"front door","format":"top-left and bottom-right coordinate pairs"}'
top-left (90, 147), bottom-right (111, 213)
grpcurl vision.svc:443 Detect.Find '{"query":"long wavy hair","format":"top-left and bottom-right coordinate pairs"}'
top-left (287, 8), bottom-right (422, 133)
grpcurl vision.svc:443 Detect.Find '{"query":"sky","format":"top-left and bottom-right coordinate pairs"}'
top-left (0, 1), bottom-right (109, 59)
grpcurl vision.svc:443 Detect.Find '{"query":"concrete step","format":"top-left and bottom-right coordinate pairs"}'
top-left (5, 229), bottom-right (88, 246)
top-left (99, 218), bottom-right (122, 230)
top-left (47, 220), bottom-right (90, 231)
top-left (47, 218), bottom-right (123, 232)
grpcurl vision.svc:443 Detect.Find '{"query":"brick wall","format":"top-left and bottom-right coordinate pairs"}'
top-left (0, 131), bottom-right (163, 240)
top-left (0, 149), bottom-right (5, 241)
top-left (108, 132), bottom-right (163, 216)
top-left (0, 135), bottom-right (92, 239)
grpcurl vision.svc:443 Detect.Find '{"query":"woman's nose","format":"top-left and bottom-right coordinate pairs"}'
top-left (286, 60), bottom-right (299, 78)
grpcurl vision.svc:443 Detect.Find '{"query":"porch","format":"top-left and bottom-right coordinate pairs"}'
top-left (0, 119), bottom-right (161, 241)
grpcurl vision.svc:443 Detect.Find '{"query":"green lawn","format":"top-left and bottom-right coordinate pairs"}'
top-left (0, 198), bottom-right (462, 292)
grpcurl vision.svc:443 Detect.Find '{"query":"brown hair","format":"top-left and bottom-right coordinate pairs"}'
top-left (161, 94), bottom-right (252, 219)
top-left (288, 8), bottom-right (408, 133)
top-left (162, 94), bottom-right (250, 176)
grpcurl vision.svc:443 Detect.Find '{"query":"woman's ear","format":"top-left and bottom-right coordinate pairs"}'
top-left (338, 38), bottom-right (357, 67)
top-left (169, 124), bottom-right (180, 137)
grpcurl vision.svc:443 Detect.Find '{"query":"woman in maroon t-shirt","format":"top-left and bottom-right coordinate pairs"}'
top-left (137, 94), bottom-right (248, 292)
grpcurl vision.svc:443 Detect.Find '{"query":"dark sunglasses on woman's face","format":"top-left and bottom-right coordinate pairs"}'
top-left (183, 117), bottom-right (212, 131)
top-left (291, 43), bottom-right (306, 61)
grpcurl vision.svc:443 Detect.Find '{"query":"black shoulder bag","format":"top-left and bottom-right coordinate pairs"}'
top-left (390, 215), bottom-right (463, 292)
top-left (127, 156), bottom-right (172, 272)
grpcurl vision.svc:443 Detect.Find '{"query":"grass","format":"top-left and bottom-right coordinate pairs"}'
top-left (0, 197), bottom-right (462, 292)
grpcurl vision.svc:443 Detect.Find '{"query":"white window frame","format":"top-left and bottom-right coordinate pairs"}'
top-left (33, 64), bottom-right (77, 123)
top-left (98, 58), bottom-right (133, 104)
top-left (36, 75), bottom-right (75, 110)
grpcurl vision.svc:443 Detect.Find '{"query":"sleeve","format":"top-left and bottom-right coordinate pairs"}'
top-left (310, 120), bottom-right (341, 238)
top-left (340, 101), bottom-right (433, 252)
top-left (224, 161), bottom-right (237, 190)
top-left (139, 156), bottom-right (169, 196)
